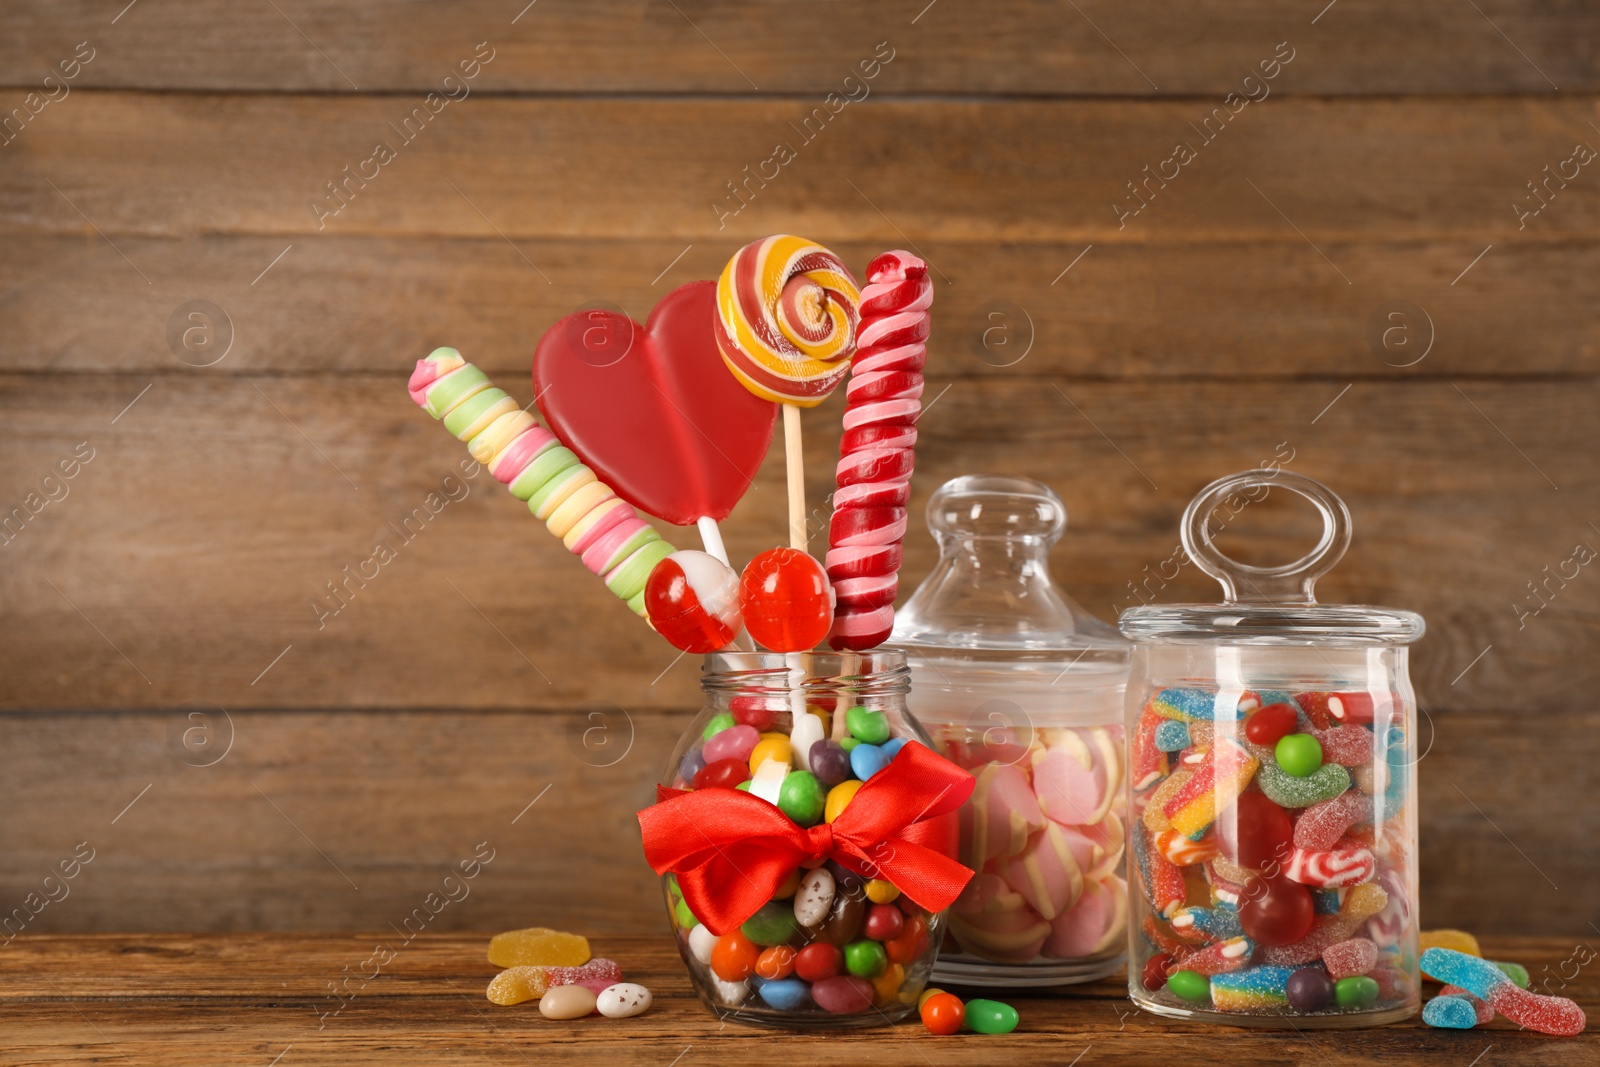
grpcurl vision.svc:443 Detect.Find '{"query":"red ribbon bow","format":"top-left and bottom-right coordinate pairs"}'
top-left (638, 741), bottom-right (975, 936)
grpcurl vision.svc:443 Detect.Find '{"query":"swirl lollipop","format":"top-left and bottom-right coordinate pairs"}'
top-left (715, 235), bottom-right (860, 554)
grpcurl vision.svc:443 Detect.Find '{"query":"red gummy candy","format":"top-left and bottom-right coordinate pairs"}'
top-left (1322, 937), bottom-right (1379, 979)
top-left (1217, 792), bottom-right (1294, 870)
top-left (1245, 703), bottom-right (1300, 747)
top-left (1313, 724), bottom-right (1375, 767)
top-left (1238, 875), bottom-right (1315, 947)
top-left (1293, 792), bottom-right (1373, 851)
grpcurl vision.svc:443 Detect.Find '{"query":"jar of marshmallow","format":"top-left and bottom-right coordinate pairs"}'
top-left (890, 475), bottom-right (1132, 987)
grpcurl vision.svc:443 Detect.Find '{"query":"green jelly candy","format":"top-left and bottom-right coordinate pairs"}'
top-left (839, 736), bottom-right (862, 753)
top-left (735, 780), bottom-right (751, 792)
top-left (964, 998), bottom-right (1020, 1034)
top-left (1493, 961), bottom-right (1530, 989)
top-left (1275, 734), bottom-right (1324, 778)
top-left (702, 713), bottom-right (736, 742)
top-left (675, 897), bottom-right (698, 930)
top-left (778, 770), bottom-right (825, 826)
top-left (845, 705), bottom-right (891, 746)
top-left (843, 939), bottom-right (888, 979)
top-left (1334, 975), bottom-right (1379, 1008)
top-left (1256, 751), bottom-right (1350, 808)
top-left (1166, 969), bottom-right (1210, 1004)
top-left (741, 901), bottom-right (798, 947)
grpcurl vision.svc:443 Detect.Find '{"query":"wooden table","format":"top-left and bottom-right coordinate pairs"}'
top-left (2, 934), bottom-right (1592, 1065)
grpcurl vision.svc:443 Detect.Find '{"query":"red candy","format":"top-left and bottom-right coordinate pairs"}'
top-left (730, 695), bottom-right (776, 732)
top-left (1292, 792), bottom-right (1372, 851)
top-left (693, 757), bottom-right (751, 791)
top-left (920, 991), bottom-right (965, 1035)
top-left (863, 903), bottom-right (905, 942)
top-left (739, 548), bottom-right (835, 652)
top-left (1238, 875), bottom-right (1315, 947)
top-left (1311, 724), bottom-right (1374, 767)
top-left (1142, 952), bottom-right (1175, 991)
top-left (1217, 792), bottom-right (1293, 870)
top-left (794, 942), bottom-right (843, 982)
top-left (1244, 702), bottom-right (1299, 747)
top-left (644, 550), bottom-right (742, 653)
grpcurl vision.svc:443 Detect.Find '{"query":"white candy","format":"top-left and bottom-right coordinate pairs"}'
top-left (688, 921), bottom-right (718, 964)
top-left (788, 711), bottom-right (825, 772)
top-left (711, 975), bottom-right (749, 1006)
top-left (596, 982), bottom-right (652, 1019)
top-left (792, 867), bottom-right (836, 928)
top-left (748, 758), bottom-right (788, 805)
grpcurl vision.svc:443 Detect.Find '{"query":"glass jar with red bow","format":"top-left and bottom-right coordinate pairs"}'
top-left (639, 650), bottom-right (974, 1027)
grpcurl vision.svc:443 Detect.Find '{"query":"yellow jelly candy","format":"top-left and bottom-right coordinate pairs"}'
top-left (773, 868), bottom-right (802, 899)
top-left (487, 927), bottom-right (590, 969)
top-left (865, 879), bottom-right (901, 904)
top-left (1420, 929), bottom-right (1481, 958)
top-left (487, 966), bottom-right (548, 1006)
top-left (748, 736), bottom-right (793, 775)
top-left (918, 986), bottom-right (946, 1010)
top-left (825, 779), bottom-right (863, 824)
top-left (872, 962), bottom-right (906, 1007)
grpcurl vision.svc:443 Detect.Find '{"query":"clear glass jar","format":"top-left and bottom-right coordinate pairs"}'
top-left (660, 650), bottom-right (949, 1028)
top-left (890, 475), bottom-right (1132, 987)
top-left (1119, 471), bottom-right (1423, 1027)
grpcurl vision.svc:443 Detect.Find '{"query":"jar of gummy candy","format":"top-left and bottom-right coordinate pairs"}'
top-left (1119, 470), bottom-right (1423, 1027)
top-left (646, 649), bottom-right (966, 1028)
top-left (890, 475), bottom-right (1133, 987)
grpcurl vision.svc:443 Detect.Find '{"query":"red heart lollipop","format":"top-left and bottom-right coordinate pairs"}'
top-left (533, 282), bottom-right (777, 526)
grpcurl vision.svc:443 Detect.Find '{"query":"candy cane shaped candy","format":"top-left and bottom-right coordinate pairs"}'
top-left (825, 251), bottom-right (930, 651)
top-left (408, 348), bottom-right (674, 618)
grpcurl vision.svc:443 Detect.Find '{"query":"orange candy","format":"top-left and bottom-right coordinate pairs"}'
top-left (885, 914), bottom-right (929, 964)
top-left (711, 929), bottom-right (761, 982)
top-left (920, 991), bottom-right (965, 1035)
top-left (755, 945), bottom-right (797, 980)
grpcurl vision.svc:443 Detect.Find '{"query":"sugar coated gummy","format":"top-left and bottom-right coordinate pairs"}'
top-left (1211, 965), bottom-right (1295, 1011)
top-left (487, 927), bottom-right (591, 969)
top-left (1322, 937), bottom-right (1379, 980)
top-left (1423, 994), bottom-right (1482, 1029)
top-left (1421, 947), bottom-right (1586, 1036)
top-left (1419, 928), bottom-right (1481, 957)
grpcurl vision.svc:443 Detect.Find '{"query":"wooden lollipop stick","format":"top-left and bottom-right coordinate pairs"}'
top-left (784, 405), bottom-right (807, 551)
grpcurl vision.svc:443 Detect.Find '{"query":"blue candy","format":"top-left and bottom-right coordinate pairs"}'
top-left (756, 978), bottom-right (809, 1011)
top-left (678, 748), bottom-right (706, 784)
top-left (879, 737), bottom-right (909, 761)
top-left (1154, 720), bottom-right (1192, 752)
top-left (1313, 889), bottom-right (1343, 915)
top-left (1420, 948), bottom-right (1508, 999)
top-left (1152, 688), bottom-right (1218, 721)
top-left (849, 742), bottom-right (890, 781)
top-left (1171, 905), bottom-right (1243, 942)
top-left (1422, 995), bottom-right (1480, 1029)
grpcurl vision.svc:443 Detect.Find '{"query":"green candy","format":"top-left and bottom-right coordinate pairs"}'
top-left (423, 363), bottom-right (488, 418)
top-left (843, 939), bottom-right (887, 978)
top-left (1256, 752), bottom-right (1350, 808)
top-left (964, 998), bottom-right (1020, 1034)
top-left (839, 736), bottom-right (862, 753)
top-left (735, 780), bottom-right (751, 792)
top-left (1166, 969), bottom-right (1210, 1004)
top-left (1335, 975), bottom-right (1379, 1008)
top-left (1493, 961), bottom-right (1530, 989)
top-left (778, 770), bottom-right (825, 827)
top-left (674, 897), bottom-right (698, 930)
top-left (702, 713), bottom-right (736, 742)
top-left (741, 902), bottom-right (797, 947)
top-left (507, 444), bottom-right (577, 501)
top-left (603, 538), bottom-right (671, 601)
top-left (1275, 733), bottom-right (1324, 778)
top-left (845, 705), bottom-right (890, 745)
top-left (441, 386), bottom-right (510, 438)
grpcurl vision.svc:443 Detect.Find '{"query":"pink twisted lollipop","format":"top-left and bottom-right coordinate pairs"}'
top-left (826, 251), bottom-right (931, 651)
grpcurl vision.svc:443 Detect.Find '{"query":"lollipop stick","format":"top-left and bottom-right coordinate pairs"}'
top-left (695, 515), bottom-right (731, 566)
top-left (784, 404), bottom-right (807, 551)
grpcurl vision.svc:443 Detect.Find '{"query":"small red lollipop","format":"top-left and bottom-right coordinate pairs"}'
top-left (644, 550), bottom-right (742, 654)
top-left (739, 547), bottom-right (835, 652)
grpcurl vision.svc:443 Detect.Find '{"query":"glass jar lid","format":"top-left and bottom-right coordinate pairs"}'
top-left (1118, 469), bottom-right (1425, 645)
top-left (890, 475), bottom-right (1129, 663)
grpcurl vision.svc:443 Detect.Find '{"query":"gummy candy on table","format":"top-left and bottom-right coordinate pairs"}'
top-left (487, 927), bottom-right (591, 969)
top-left (1419, 928), bottom-right (1481, 958)
top-left (485, 958), bottom-right (623, 1005)
top-left (1420, 947), bottom-right (1586, 1037)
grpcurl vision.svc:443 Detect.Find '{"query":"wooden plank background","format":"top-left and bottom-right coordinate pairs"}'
top-left (1, 1), bottom-right (1596, 938)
